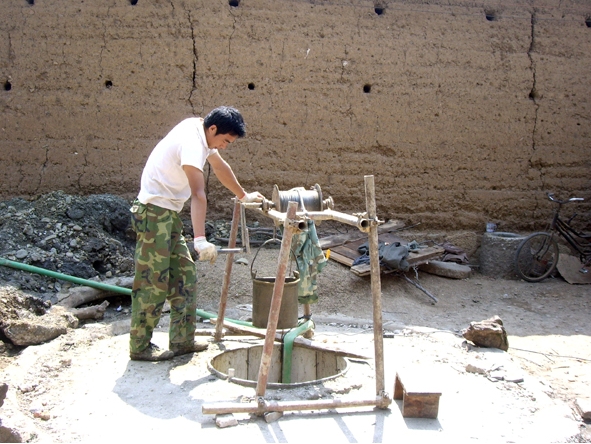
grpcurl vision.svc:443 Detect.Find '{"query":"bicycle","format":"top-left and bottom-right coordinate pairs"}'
top-left (514, 192), bottom-right (591, 282)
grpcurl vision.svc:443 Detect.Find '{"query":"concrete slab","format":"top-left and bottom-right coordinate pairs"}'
top-left (0, 324), bottom-right (581, 443)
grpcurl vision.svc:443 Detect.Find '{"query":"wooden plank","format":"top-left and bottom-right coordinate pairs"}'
top-left (350, 246), bottom-right (445, 277)
top-left (330, 233), bottom-right (408, 264)
top-left (327, 229), bottom-right (445, 277)
top-left (328, 250), bottom-right (355, 267)
top-left (319, 220), bottom-right (405, 249)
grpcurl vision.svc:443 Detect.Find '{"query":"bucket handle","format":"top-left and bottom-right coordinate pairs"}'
top-left (250, 238), bottom-right (296, 280)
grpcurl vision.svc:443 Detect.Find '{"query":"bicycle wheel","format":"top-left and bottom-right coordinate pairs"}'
top-left (514, 232), bottom-right (559, 282)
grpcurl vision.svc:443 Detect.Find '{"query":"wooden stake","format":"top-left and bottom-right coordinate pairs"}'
top-left (364, 175), bottom-right (388, 406)
top-left (255, 201), bottom-right (299, 399)
top-left (214, 199), bottom-right (241, 342)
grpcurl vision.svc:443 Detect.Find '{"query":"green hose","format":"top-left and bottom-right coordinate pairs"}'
top-left (282, 319), bottom-right (315, 384)
top-left (0, 257), bottom-right (132, 295)
top-left (195, 308), bottom-right (253, 327)
top-left (1, 257), bottom-right (310, 377)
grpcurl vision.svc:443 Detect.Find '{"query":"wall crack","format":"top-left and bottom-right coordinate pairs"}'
top-left (186, 7), bottom-right (198, 113)
top-left (527, 10), bottom-right (543, 189)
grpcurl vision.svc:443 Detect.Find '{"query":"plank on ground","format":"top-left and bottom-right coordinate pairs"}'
top-left (325, 231), bottom-right (445, 277)
top-left (318, 220), bottom-right (405, 249)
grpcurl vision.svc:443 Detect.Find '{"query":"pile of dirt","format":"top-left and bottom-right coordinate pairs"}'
top-left (0, 192), bottom-right (136, 297)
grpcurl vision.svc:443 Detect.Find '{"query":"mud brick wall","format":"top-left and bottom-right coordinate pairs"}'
top-left (1, 0), bottom-right (590, 231)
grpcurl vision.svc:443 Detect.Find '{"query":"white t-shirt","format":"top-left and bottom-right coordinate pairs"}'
top-left (137, 117), bottom-right (218, 212)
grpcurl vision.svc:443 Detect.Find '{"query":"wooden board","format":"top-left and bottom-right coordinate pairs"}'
top-left (556, 254), bottom-right (591, 284)
top-left (326, 232), bottom-right (444, 277)
top-left (319, 219), bottom-right (405, 249)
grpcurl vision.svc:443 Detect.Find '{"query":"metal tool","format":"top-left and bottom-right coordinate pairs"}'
top-left (216, 247), bottom-right (245, 254)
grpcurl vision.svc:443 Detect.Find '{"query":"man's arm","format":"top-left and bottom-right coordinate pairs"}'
top-left (182, 165), bottom-right (208, 238)
top-left (206, 151), bottom-right (246, 199)
top-left (183, 164), bottom-right (217, 262)
top-left (207, 151), bottom-right (264, 202)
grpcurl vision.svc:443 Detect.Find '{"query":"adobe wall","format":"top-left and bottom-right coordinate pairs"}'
top-left (1, 0), bottom-right (590, 231)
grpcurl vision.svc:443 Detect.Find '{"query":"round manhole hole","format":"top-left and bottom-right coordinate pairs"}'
top-left (208, 344), bottom-right (349, 388)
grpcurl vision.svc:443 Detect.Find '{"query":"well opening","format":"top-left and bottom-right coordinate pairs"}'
top-left (208, 344), bottom-right (349, 388)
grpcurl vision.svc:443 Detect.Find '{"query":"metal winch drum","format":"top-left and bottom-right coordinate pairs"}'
top-left (251, 239), bottom-right (300, 329)
top-left (271, 184), bottom-right (334, 213)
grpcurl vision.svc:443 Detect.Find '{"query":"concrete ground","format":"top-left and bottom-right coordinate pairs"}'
top-left (2, 313), bottom-right (582, 443)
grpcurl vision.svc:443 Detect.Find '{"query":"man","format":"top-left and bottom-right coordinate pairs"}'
top-left (129, 106), bottom-right (264, 361)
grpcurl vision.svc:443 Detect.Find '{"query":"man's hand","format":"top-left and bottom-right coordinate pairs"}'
top-left (239, 191), bottom-right (264, 203)
top-left (194, 236), bottom-right (217, 263)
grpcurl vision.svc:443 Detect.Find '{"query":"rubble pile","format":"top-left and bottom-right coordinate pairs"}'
top-left (0, 191), bottom-right (136, 297)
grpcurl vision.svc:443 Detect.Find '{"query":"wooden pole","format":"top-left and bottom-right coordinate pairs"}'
top-left (203, 396), bottom-right (386, 415)
top-left (214, 199), bottom-right (241, 342)
top-left (364, 175), bottom-right (388, 408)
top-left (255, 201), bottom-right (299, 399)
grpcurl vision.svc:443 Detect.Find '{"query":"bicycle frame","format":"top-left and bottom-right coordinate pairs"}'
top-left (548, 195), bottom-right (591, 265)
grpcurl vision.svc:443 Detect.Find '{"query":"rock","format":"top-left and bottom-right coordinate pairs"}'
top-left (0, 383), bottom-right (8, 408)
top-left (466, 363), bottom-right (488, 374)
top-left (215, 413), bottom-right (238, 428)
top-left (2, 306), bottom-right (78, 346)
top-left (575, 398), bottom-right (591, 420)
top-left (419, 260), bottom-right (472, 279)
top-left (264, 411), bottom-right (283, 423)
top-left (0, 421), bottom-right (23, 443)
top-left (462, 315), bottom-right (509, 351)
top-left (3, 320), bottom-right (68, 346)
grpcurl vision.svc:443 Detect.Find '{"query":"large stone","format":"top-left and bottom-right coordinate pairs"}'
top-left (419, 260), bottom-right (472, 279)
top-left (575, 398), bottom-right (591, 420)
top-left (2, 307), bottom-right (78, 346)
top-left (462, 315), bottom-right (509, 351)
top-left (0, 421), bottom-right (23, 443)
top-left (0, 383), bottom-right (7, 408)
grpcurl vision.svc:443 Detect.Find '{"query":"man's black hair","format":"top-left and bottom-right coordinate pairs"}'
top-left (203, 106), bottom-right (246, 138)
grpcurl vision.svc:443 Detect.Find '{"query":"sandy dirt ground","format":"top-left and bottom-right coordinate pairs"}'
top-left (1, 245), bottom-right (590, 442)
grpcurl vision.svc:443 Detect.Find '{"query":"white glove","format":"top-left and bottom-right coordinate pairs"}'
top-left (194, 236), bottom-right (217, 263)
top-left (239, 191), bottom-right (264, 203)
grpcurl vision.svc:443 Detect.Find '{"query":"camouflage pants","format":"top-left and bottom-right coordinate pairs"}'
top-left (129, 200), bottom-right (197, 353)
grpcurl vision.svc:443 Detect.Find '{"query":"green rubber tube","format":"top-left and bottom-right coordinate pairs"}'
top-left (0, 257), bottom-right (132, 295)
top-left (195, 308), bottom-right (253, 327)
top-left (282, 319), bottom-right (315, 384)
top-left (0, 259), bottom-right (253, 325)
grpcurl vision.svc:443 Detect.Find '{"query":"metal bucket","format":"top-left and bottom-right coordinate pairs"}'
top-left (251, 239), bottom-right (299, 329)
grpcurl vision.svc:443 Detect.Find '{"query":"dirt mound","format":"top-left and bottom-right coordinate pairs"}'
top-left (0, 192), bottom-right (136, 297)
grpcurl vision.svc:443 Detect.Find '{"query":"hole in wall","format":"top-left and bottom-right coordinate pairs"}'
top-left (105, 80), bottom-right (113, 89)
top-left (585, 16), bottom-right (591, 27)
top-left (374, 8), bottom-right (384, 15)
top-left (130, 0), bottom-right (138, 5)
top-left (248, 83), bottom-right (255, 90)
top-left (26, 0), bottom-right (34, 5)
top-left (528, 88), bottom-right (539, 100)
top-left (4, 81), bottom-right (11, 91)
top-left (229, 0), bottom-right (240, 7)
top-left (363, 84), bottom-right (372, 93)
top-left (485, 10), bottom-right (497, 21)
